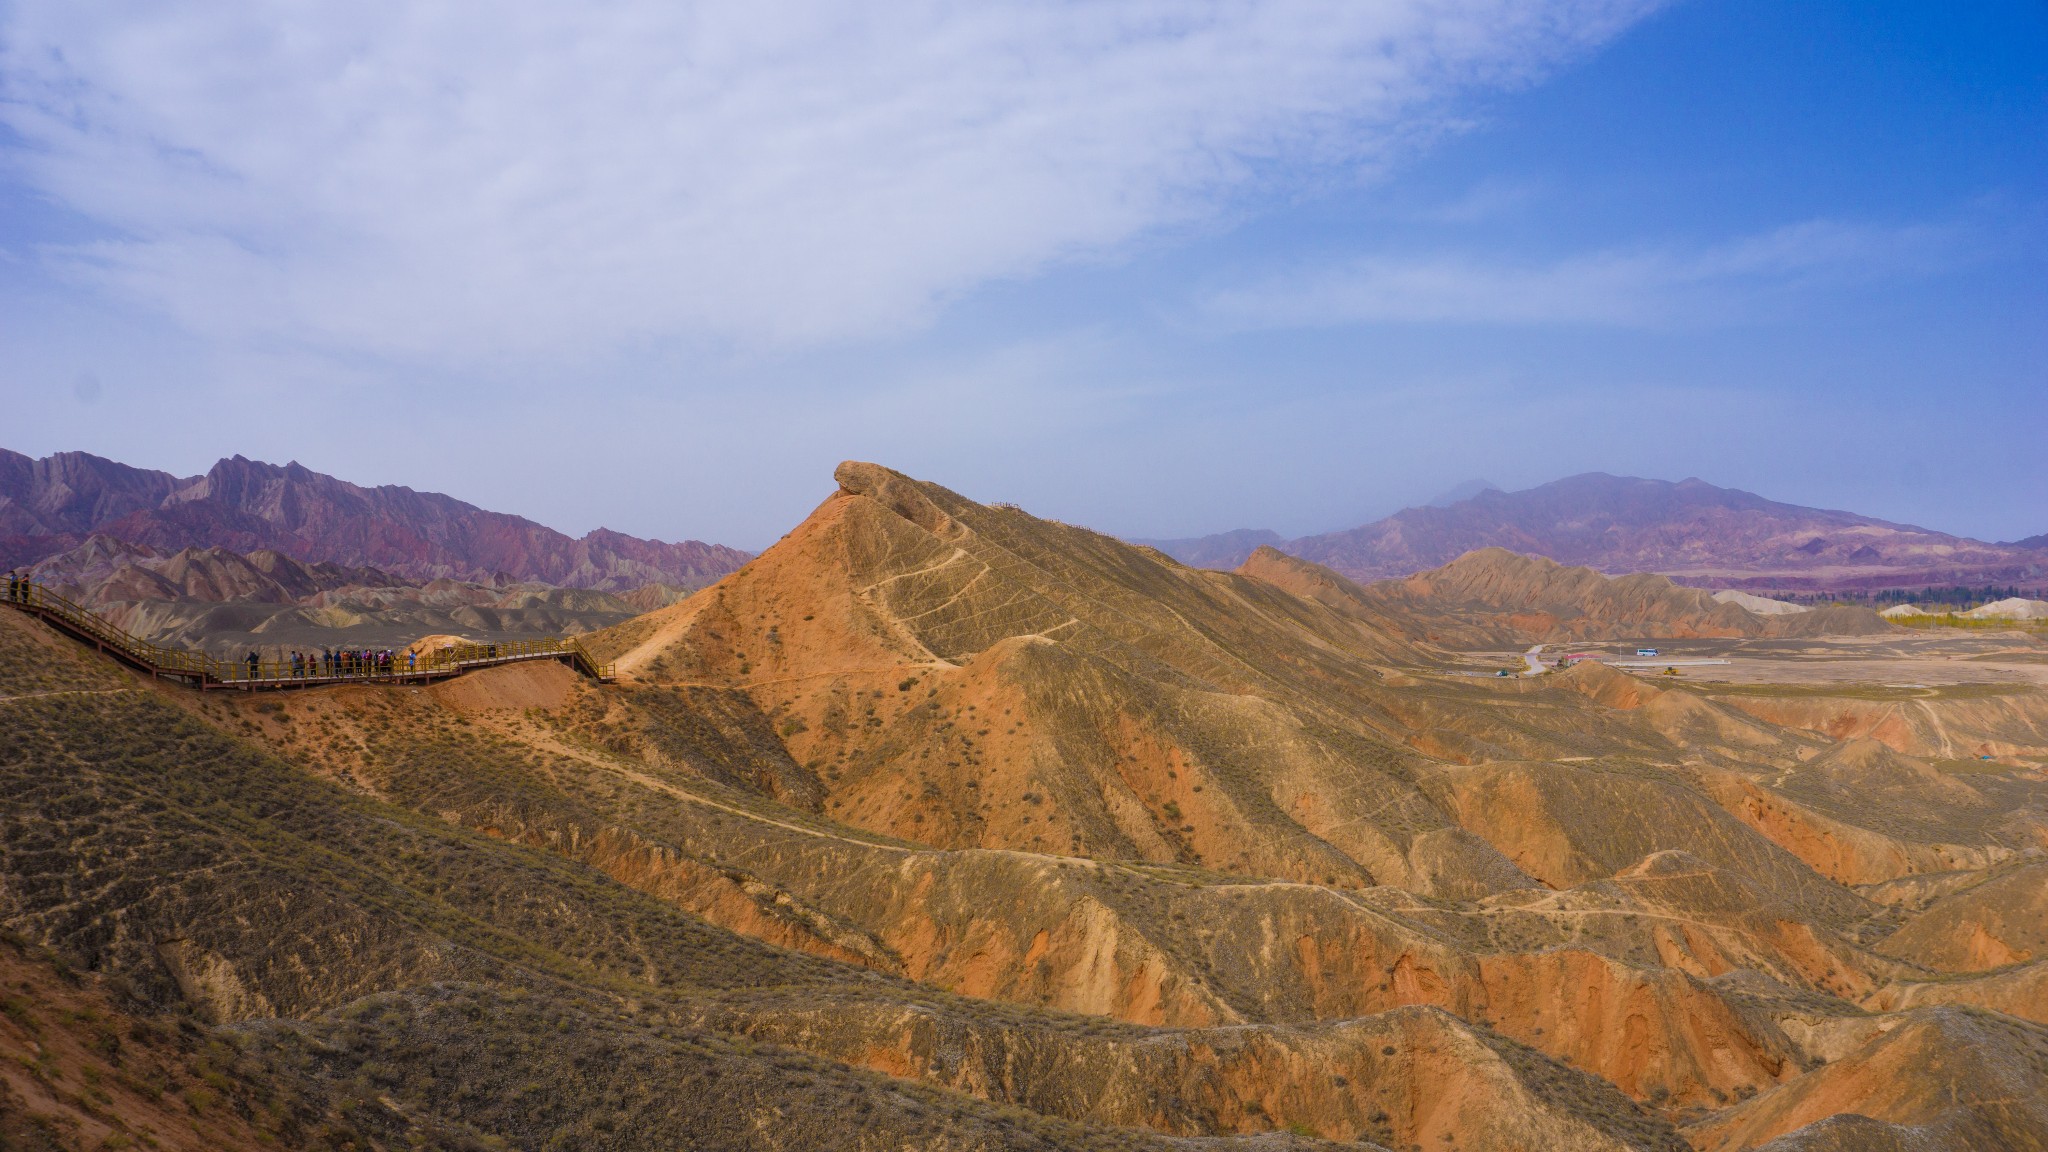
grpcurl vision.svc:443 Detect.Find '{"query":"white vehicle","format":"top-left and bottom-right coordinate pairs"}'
top-left (1636, 647), bottom-right (1659, 657)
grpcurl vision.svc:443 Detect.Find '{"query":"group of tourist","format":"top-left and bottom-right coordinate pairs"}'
top-left (239, 647), bottom-right (419, 680)
top-left (8, 571), bottom-right (455, 685)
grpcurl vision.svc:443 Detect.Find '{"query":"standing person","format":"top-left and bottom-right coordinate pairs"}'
top-left (246, 651), bottom-right (260, 680)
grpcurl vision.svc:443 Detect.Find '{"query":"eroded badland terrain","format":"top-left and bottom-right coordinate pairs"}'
top-left (4, 461), bottom-right (2047, 1151)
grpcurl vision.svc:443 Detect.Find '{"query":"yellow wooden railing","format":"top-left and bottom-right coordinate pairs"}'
top-left (1, 577), bottom-right (614, 688)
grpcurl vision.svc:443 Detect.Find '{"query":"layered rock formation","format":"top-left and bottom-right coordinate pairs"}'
top-left (18, 534), bottom-right (680, 659)
top-left (0, 448), bottom-right (748, 590)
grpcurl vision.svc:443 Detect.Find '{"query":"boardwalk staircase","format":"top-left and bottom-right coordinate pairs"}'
top-left (1, 578), bottom-right (615, 690)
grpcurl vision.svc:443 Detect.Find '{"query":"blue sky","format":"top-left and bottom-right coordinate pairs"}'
top-left (2, 0), bottom-right (2043, 549)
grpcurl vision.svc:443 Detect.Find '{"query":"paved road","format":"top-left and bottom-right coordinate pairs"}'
top-left (1524, 644), bottom-right (1546, 676)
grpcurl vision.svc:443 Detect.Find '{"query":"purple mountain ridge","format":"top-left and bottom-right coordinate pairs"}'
top-left (0, 449), bottom-right (749, 592)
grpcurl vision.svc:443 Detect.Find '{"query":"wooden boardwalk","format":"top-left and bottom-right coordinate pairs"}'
top-left (1, 578), bottom-right (615, 690)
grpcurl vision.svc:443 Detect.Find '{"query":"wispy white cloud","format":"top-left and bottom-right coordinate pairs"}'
top-left (0, 1), bottom-right (1659, 362)
top-left (1203, 218), bottom-right (1972, 328)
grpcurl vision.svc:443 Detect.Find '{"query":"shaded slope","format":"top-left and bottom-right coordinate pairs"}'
top-left (1876, 859), bottom-right (2048, 971)
top-left (0, 935), bottom-right (316, 1152)
top-left (1697, 738), bottom-right (2046, 887)
top-left (1688, 1007), bottom-right (2048, 1152)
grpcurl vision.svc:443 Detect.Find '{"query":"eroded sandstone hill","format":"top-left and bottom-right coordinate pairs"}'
top-left (5, 459), bottom-right (2048, 1151)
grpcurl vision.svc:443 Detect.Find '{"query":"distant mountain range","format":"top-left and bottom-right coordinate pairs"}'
top-left (1138, 473), bottom-right (2048, 593)
top-left (0, 449), bottom-right (750, 591)
top-left (1125, 527), bottom-right (1284, 570)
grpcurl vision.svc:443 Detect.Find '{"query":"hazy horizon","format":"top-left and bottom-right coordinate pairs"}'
top-left (10, 443), bottom-right (2039, 556)
top-left (4, 1), bottom-right (2043, 549)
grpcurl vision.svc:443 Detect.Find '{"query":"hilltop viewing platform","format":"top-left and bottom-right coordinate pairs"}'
top-left (2, 575), bottom-right (614, 689)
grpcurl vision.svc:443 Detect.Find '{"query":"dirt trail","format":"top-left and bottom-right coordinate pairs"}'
top-left (0, 687), bottom-right (136, 704)
top-left (518, 721), bottom-right (919, 854)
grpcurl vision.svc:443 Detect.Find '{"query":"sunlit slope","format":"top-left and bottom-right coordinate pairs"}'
top-left (592, 460), bottom-right (1521, 895)
top-left (0, 609), bottom-right (1694, 1151)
